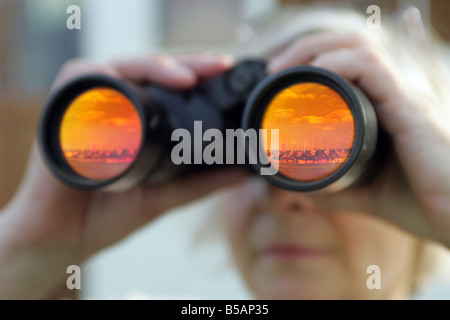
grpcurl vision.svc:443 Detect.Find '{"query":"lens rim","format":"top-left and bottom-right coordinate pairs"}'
top-left (38, 75), bottom-right (160, 192)
top-left (241, 66), bottom-right (378, 192)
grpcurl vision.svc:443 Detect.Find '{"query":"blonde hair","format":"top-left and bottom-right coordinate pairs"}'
top-left (232, 3), bottom-right (450, 109)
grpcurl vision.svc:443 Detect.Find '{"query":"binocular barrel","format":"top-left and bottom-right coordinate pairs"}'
top-left (38, 60), bottom-right (381, 193)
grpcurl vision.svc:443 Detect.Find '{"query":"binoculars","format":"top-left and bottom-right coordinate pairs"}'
top-left (38, 59), bottom-right (381, 193)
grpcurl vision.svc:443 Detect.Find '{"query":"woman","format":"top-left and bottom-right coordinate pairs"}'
top-left (0, 4), bottom-right (449, 299)
top-left (220, 4), bottom-right (450, 299)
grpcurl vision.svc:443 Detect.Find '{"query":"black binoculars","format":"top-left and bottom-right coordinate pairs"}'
top-left (38, 59), bottom-right (381, 193)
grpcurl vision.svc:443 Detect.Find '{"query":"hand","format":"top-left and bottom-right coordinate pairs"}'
top-left (0, 53), bottom-right (247, 299)
top-left (268, 31), bottom-right (450, 247)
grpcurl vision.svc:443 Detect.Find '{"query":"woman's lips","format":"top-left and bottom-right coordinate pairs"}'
top-left (263, 244), bottom-right (330, 261)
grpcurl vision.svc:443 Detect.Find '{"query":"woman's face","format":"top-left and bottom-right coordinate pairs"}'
top-left (220, 178), bottom-right (420, 300)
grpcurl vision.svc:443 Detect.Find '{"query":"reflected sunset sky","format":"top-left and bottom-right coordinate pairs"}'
top-left (60, 88), bottom-right (142, 152)
top-left (262, 82), bottom-right (355, 151)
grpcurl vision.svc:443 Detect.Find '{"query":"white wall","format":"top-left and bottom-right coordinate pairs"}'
top-left (80, 0), bottom-right (162, 61)
top-left (82, 195), bottom-right (252, 299)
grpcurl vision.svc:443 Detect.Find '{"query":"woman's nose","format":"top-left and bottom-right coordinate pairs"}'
top-left (269, 185), bottom-right (317, 214)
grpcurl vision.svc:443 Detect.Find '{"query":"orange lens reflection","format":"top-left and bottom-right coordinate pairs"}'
top-left (60, 88), bottom-right (142, 180)
top-left (261, 82), bottom-right (355, 182)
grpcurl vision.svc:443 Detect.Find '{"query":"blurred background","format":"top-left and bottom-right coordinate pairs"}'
top-left (0, 0), bottom-right (449, 299)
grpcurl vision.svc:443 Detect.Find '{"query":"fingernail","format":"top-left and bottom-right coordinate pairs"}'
top-left (159, 55), bottom-right (194, 79)
top-left (218, 54), bottom-right (234, 67)
top-left (172, 62), bottom-right (196, 82)
top-left (268, 56), bottom-right (284, 74)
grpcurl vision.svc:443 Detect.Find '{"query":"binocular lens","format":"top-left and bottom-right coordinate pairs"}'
top-left (261, 82), bottom-right (355, 182)
top-left (243, 65), bottom-right (379, 192)
top-left (59, 87), bottom-right (143, 181)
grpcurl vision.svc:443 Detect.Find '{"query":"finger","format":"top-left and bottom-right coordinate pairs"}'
top-left (317, 185), bottom-right (435, 241)
top-left (10, 142), bottom-right (84, 202)
top-left (112, 54), bottom-right (197, 90)
top-left (268, 31), bottom-right (368, 74)
top-left (309, 47), bottom-right (411, 136)
top-left (142, 168), bottom-right (250, 218)
top-left (174, 53), bottom-right (234, 80)
top-left (51, 59), bottom-right (120, 92)
top-left (3, 142), bottom-right (89, 244)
